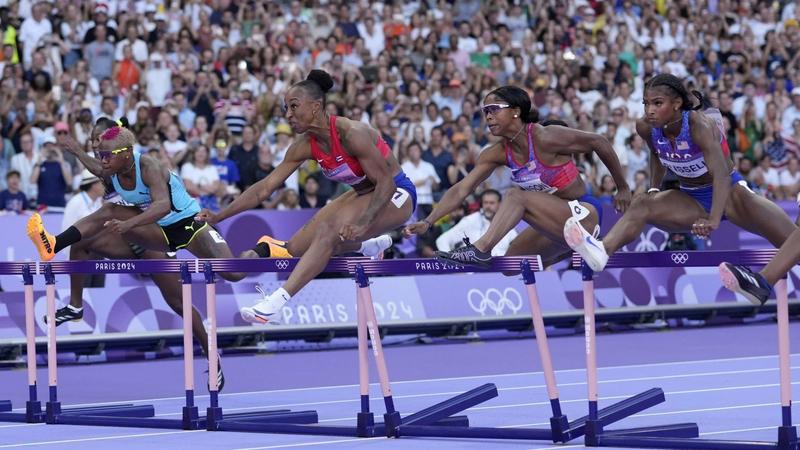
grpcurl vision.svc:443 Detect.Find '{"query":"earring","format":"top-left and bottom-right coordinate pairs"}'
top-left (514, 114), bottom-right (518, 118)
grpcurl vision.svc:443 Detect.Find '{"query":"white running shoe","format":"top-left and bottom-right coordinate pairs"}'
top-left (360, 234), bottom-right (393, 260)
top-left (563, 217), bottom-right (609, 272)
top-left (240, 285), bottom-right (284, 325)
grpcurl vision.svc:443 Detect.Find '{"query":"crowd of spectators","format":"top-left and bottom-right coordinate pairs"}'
top-left (2, 0), bottom-right (800, 256)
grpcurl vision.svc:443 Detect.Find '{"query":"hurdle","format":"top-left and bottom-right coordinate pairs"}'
top-left (574, 249), bottom-right (799, 450)
top-left (0, 264), bottom-right (43, 423)
top-left (193, 256), bottom-right (686, 442)
top-left (198, 258), bottom-right (469, 437)
top-left (5, 259), bottom-right (319, 430)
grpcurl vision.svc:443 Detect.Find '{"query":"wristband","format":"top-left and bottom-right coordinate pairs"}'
top-left (647, 188), bottom-right (660, 194)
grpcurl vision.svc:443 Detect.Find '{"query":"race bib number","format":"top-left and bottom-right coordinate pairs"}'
top-left (209, 229), bottom-right (226, 244)
top-left (391, 188), bottom-right (410, 208)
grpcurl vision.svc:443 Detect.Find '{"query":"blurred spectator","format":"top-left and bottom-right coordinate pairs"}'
top-left (31, 136), bottom-right (72, 208)
top-left (62, 170), bottom-right (103, 230)
top-left (271, 123), bottom-right (298, 193)
top-left (10, 132), bottom-right (38, 201)
top-left (181, 144), bottom-right (220, 212)
top-left (0, 170), bottom-right (28, 213)
top-left (402, 141), bottom-right (439, 219)
top-left (228, 125), bottom-right (259, 191)
top-left (299, 174), bottom-right (328, 209)
top-left (436, 189), bottom-right (517, 257)
top-left (780, 157), bottom-right (800, 200)
top-left (276, 188), bottom-right (301, 211)
top-left (211, 138), bottom-right (241, 206)
top-left (85, 24), bottom-right (114, 81)
top-left (422, 127), bottom-right (453, 194)
top-left (162, 123), bottom-right (188, 169)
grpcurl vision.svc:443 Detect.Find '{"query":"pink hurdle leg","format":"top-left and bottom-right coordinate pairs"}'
top-left (356, 287), bottom-right (370, 410)
top-left (359, 286), bottom-right (394, 406)
top-left (182, 281), bottom-right (194, 393)
top-left (43, 265), bottom-right (60, 422)
top-left (582, 266), bottom-right (599, 419)
top-left (526, 282), bottom-right (559, 401)
top-left (355, 285), bottom-right (375, 436)
top-left (179, 263), bottom-right (199, 429)
top-left (206, 279), bottom-right (219, 395)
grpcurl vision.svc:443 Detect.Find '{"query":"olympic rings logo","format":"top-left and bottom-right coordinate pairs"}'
top-left (670, 253), bottom-right (689, 265)
top-left (275, 260), bottom-right (289, 270)
top-left (467, 288), bottom-right (523, 316)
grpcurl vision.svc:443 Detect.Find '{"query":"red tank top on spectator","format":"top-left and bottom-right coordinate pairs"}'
top-left (310, 116), bottom-right (390, 186)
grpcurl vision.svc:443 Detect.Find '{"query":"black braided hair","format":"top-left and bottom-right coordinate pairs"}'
top-left (485, 85), bottom-right (539, 123)
top-left (644, 74), bottom-right (705, 111)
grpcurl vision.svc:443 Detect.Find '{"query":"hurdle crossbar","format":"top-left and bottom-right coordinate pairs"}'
top-left (573, 250), bottom-right (798, 450)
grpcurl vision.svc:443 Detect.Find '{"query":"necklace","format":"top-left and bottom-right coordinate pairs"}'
top-left (507, 124), bottom-right (525, 144)
top-left (662, 113), bottom-right (683, 136)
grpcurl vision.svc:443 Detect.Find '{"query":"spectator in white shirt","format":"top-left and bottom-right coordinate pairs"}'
top-left (10, 132), bottom-right (38, 201)
top-left (780, 157), bottom-right (800, 199)
top-left (18, 2), bottom-right (52, 68)
top-left (781, 88), bottom-right (800, 134)
top-left (436, 189), bottom-right (517, 256)
top-left (62, 170), bottom-right (104, 230)
top-left (400, 141), bottom-right (440, 218)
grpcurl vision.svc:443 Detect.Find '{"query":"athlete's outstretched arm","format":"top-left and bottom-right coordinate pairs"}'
top-left (541, 125), bottom-right (631, 212)
top-left (199, 140), bottom-right (308, 224)
top-left (405, 145), bottom-right (503, 235)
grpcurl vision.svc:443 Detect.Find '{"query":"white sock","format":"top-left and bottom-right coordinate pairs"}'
top-left (359, 235), bottom-right (392, 257)
top-left (270, 287), bottom-right (291, 307)
top-left (67, 304), bottom-right (82, 312)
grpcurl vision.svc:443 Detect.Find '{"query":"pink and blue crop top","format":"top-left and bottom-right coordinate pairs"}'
top-left (506, 123), bottom-right (580, 193)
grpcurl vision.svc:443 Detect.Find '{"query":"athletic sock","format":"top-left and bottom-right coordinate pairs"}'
top-left (54, 226), bottom-right (82, 253)
top-left (253, 242), bottom-right (270, 257)
top-left (271, 287), bottom-right (291, 307)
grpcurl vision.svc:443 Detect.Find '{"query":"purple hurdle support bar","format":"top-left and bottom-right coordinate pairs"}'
top-left (0, 264), bottom-right (44, 423)
top-left (571, 250), bottom-right (797, 449)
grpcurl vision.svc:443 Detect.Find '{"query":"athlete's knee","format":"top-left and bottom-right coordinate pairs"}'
top-left (628, 192), bottom-right (653, 214)
top-left (504, 188), bottom-right (525, 204)
top-left (315, 218), bottom-right (343, 246)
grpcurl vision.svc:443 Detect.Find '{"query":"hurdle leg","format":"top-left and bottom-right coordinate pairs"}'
top-left (521, 259), bottom-right (569, 442)
top-left (354, 280), bottom-right (375, 437)
top-left (354, 264), bottom-right (400, 437)
top-left (23, 265), bottom-right (43, 422)
top-left (42, 264), bottom-right (62, 423)
top-left (581, 264), bottom-right (603, 445)
top-left (774, 278), bottom-right (798, 450)
top-left (180, 263), bottom-right (200, 430)
top-left (204, 263), bottom-right (222, 431)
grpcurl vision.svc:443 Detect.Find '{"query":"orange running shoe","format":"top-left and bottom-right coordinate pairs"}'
top-left (257, 235), bottom-right (292, 258)
top-left (27, 212), bottom-right (56, 261)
